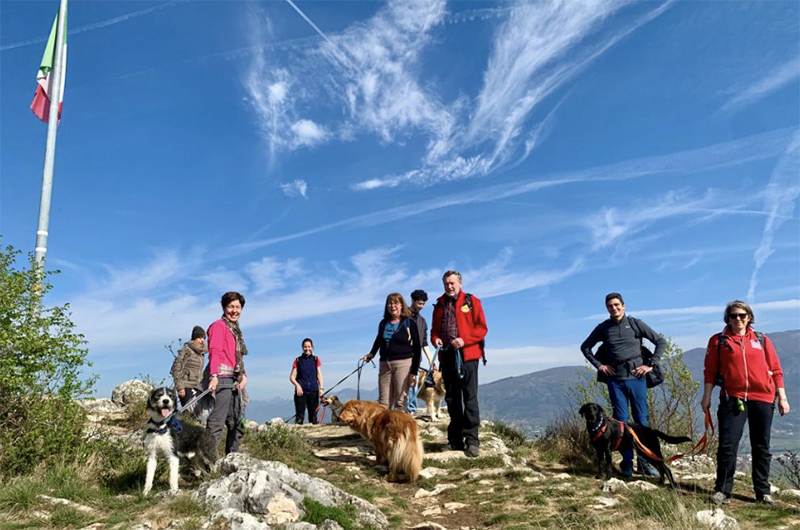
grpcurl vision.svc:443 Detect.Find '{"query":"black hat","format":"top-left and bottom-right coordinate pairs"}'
top-left (191, 326), bottom-right (206, 341)
top-left (410, 289), bottom-right (428, 302)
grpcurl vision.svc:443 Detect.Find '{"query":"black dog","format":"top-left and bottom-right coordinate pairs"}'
top-left (578, 402), bottom-right (691, 489)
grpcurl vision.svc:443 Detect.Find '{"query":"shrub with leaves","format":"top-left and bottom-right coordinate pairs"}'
top-left (0, 242), bottom-right (95, 477)
top-left (776, 450), bottom-right (800, 489)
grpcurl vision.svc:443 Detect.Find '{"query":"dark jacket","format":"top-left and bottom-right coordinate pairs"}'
top-left (411, 311), bottom-right (429, 349)
top-left (171, 341), bottom-right (207, 390)
top-left (580, 315), bottom-right (666, 381)
top-left (369, 318), bottom-right (422, 375)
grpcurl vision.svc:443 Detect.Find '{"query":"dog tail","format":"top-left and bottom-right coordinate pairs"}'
top-left (655, 431), bottom-right (692, 445)
top-left (391, 420), bottom-right (424, 483)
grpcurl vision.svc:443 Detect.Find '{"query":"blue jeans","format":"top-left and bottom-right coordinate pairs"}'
top-left (607, 378), bottom-right (649, 467)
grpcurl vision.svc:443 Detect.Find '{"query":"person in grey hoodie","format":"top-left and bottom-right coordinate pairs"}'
top-left (171, 326), bottom-right (208, 406)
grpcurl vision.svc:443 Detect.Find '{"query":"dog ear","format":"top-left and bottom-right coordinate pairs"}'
top-left (579, 404), bottom-right (589, 418)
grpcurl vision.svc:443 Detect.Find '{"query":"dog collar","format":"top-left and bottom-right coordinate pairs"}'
top-left (589, 414), bottom-right (606, 441)
top-left (591, 422), bottom-right (607, 441)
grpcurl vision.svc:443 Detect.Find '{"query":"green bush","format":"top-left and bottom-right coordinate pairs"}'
top-left (0, 242), bottom-right (95, 478)
top-left (300, 498), bottom-right (356, 530)
top-left (0, 396), bottom-right (87, 477)
top-left (488, 420), bottom-right (530, 448)
top-left (532, 413), bottom-right (593, 470)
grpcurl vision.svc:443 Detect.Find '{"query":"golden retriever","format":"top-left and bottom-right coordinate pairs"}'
top-left (416, 368), bottom-right (446, 421)
top-left (338, 399), bottom-right (423, 482)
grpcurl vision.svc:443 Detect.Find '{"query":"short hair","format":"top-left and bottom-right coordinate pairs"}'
top-left (383, 292), bottom-right (412, 320)
top-left (410, 289), bottom-right (428, 302)
top-left (302, 337), bottom-right (314, 347)
top-left (605, 292), bottom-right (624, 305)
top-left (191, 326), bottom-right (206, 341)
top-left (221, 291), bottom-right (246, 309)
top-left (442, 270), bottom-right (462, 283)
top-left (724, 300), bottom-right (754, 325)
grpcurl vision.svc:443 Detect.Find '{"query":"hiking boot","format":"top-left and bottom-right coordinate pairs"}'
top-left (757, 495), bottom-right (776, 505)
top-left (637, 457), bottom-right (660, 477)
top-left (710, 492), bottom-right (730, 505)
top-left (465, 445), bottom-right (480, 458)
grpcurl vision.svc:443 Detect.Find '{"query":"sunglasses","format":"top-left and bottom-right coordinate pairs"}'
top-left (729, 313), bottom-right (749, 320)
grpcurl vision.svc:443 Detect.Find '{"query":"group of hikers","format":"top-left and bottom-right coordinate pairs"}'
top-left (170, 272), bottom-right (791, 505)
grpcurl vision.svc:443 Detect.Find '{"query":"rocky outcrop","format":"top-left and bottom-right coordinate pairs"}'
top-left (195, 452), bottom-right (389, 530)
top-left (111, 380), bottom-right (153, 407)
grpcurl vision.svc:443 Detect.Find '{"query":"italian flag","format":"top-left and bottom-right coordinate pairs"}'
top-left (30, 12), bottom-right (67, 123)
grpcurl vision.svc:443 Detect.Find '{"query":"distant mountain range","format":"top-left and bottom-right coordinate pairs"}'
top-left (247, 329), bottom-right (799, 448)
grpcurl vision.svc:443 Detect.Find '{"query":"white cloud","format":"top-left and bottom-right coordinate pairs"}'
top-left (748, 135), bottom-right (800, 301)
top-left (721, 56), bottom-right (800, 114)
top-left (280, 179), bottom-right (308, 198)
top-left (585, 299), bottom-right (800, 321)
top-left (290, 120), bottom-right (328, 148)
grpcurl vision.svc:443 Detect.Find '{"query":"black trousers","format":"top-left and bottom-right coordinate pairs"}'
top-left (715, 395), bottom-right (774, 497)
top-left (294, 392), bottom-right (320, 425)
top-left (441, 352), bottom-right (480, 449)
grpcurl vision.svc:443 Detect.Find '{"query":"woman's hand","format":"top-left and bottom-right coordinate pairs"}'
top-left (209, 376), bottom-right (218, 394)
top-left (779, 397), bottom-right (791, 416)
top-left (362, 353), bottom-right (375, 362)
top-left (408, 374), bottom-right (417, 387)
top-left (236, 373), bottom-right (247, 392)
top-left (318, 387), bottom-right (324, 398)
top-left (296, 385), bottom-right (304, 397)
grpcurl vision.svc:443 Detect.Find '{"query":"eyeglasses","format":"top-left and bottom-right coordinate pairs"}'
top-left (729, 313), bottom-right (749, 320)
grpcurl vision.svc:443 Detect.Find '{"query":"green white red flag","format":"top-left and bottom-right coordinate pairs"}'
top-left (30, 12), bottom-right (67, 122)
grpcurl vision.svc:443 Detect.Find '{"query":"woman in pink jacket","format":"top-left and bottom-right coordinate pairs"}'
top-left (207, 291), bottom-right (248, 454)
top-left (701, 300), bottom-right (790, 506)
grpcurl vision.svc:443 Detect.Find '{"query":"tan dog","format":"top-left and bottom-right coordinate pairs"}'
top-left (416, 368), bottom-right (446, 421)
top-left (338, 399), bottom-right (423, 482)
top-left (323, 395), bottom-right (345, 422)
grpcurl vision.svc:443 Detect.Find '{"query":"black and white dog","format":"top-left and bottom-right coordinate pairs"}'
top-left (143, 387), bottom-right (218, 495)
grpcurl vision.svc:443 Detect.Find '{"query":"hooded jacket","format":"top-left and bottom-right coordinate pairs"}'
top-left (703, 326), bottom-right (784, 404)
top-left (171, 341), bottom-right (207, 390)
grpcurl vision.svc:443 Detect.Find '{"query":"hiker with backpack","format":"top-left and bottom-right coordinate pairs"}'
top-left (431, 270), bottom-right (488, 458)
top-left (290, 338), bottom-right (325, 424)
top-left (580, 292), bottom-right (666, 478)
top-left (701, 300), bottom-right (790, 506)
top-left (363, 293), bottom-right (422, 410)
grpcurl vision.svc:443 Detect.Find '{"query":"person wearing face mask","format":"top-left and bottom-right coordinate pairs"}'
top-left (206, 291), bottom-right (248, 454)
top-left (702, 300), bottom-right (790, 506)
top-left (431, 270), bottom-right (488, 458)
top-left (363, 293), bottom-right (422, 410)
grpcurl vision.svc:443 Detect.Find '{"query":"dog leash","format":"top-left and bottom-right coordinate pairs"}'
top-left (283, 359), bottom-right (374, 423)
top-left (627, 409), bottom-right (714, 464)
top-left (424, 346), bottom-right (441, 387)
top-left (177, 381), bottom-right (237, 414)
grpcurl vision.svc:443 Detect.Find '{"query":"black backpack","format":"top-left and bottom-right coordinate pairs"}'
top-left (463, 293), bottom-right (487, 365)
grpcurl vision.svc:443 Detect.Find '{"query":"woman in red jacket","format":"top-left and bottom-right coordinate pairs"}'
top-left (701, 300), bottom-right (790, 505)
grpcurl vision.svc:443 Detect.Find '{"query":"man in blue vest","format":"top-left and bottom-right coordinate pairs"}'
top-left (290, 338), bottom-right (324, 424)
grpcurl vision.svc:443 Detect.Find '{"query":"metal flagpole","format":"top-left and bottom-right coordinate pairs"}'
top-left (33, 0), bottom-right (68, 273)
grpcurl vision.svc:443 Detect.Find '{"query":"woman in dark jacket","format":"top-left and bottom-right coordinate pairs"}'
top-left (701, 300), bottom-right (790, 505)
top-left (363, 293), bottom-right (422, 410)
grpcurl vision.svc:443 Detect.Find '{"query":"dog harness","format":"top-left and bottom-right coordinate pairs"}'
top-left (147, 414), bottom-right (183, 435)
top-left (590, 415), bottom-right (624, 451)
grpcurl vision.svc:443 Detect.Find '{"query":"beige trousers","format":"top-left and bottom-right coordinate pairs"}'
top-left (378, 358), bottom-right (412, 410)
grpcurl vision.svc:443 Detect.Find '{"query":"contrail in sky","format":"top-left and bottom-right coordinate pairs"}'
top-left (1, 0), bottom-right (186, 52)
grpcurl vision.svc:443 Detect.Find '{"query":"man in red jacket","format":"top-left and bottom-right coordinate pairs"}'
top-left (431, 270), bottom-right (488, 458)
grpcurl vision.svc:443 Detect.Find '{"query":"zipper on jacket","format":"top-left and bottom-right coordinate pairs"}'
top-left (736, 335), bottom-right (749, 401)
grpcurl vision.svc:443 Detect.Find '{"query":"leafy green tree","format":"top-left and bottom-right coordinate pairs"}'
top-left (0, 242), bottom-right (96, 476)
top-left (0, 243), bottom-right (94, 398)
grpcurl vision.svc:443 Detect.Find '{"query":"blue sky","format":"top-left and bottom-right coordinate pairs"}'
top-left (1, 0), bottom-right (798, 400)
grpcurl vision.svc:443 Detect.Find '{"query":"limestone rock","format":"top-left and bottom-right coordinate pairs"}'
top-left (39, 495), bottom-right (94, 513)
top-left (419, 467), bottom-right (448, 479)
top-left (629, 480), bottom-right (658, 491)
top-left (196, 453), bottom-right (389, 530)
top-left (444, 502), bottom-right (467, 511)
top-left (551, 472), bottom-right (571, 480)
top-left (212, 508), bottom-right (270, 530)
top-left (78, 398), bottom-right (122, 415)
top-left (414, 484), bottom-right (457, 498)
top-left (111, 380), bottom-right (153, 407)
top-left (590, 497), bottom-right (619, 509)
top-left (412, 523), bottom-right (448, 530)
top-left (601, 478), bottom-right (629, 493)
top-left (422, 506), bottom-right (442, 516)
top-left (696, 508), bottom-right (740, 530)
top-left (779, 489), bottom-right (800, 500)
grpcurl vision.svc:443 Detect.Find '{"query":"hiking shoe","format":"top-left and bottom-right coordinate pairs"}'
top-left (710, 492), bottom-right (730, 505)
top-left (465, 445), bottom-right (480, 458)
top-left (757, 495), bottom-right (775, 505)
top-left (445, 442), bottom-right (465, 452)
top-left (637, 458), bottom-right (660, 477)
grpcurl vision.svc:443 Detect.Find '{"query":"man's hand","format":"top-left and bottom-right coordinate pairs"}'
top-left (598, 365), bottom-right (614, 376)
top-left (434, 338), bottom-right (443, 347)
top-left (700, 394), bottom-right (712, 413)
top-left (178, 389), bottom-right (186, 398)
top-left (451, 338), bottom-right (465, 349)
top-left (632, 365), bottom-right (653, 378)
